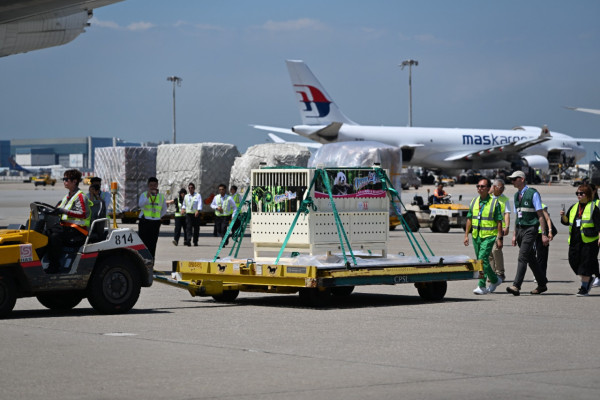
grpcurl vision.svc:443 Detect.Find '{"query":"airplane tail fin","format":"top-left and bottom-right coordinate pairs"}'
top-left (286, 60), bottom-right (356, 126)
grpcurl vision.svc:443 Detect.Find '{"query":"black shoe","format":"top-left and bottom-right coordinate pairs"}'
top-left (530, 286), bottom-right (547, 295)
top-left (193, 243), bottom-right (198, 247)
top-left (506, 286), bottom-right (520, 296)
top-left (172, 240), bottom-right (178, 246)
top-left (184, 242), bottom-right (191, 247)
top-left (576, 287), bottom-right (589, 297)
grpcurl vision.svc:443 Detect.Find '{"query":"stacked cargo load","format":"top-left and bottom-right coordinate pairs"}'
top-left (156, 143), bottom-right (239, 212)
top-left (229, 143), bottom-right (311, 192)
top-left (94, 147), bottom-right (157, 212)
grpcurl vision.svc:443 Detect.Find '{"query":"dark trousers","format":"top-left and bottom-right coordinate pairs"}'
top-left (173, 216), bottom-right (187, 244)
top-left (514, 225), bottom-right (548, 288)
top-left (185, 213), bottom-right (200, 245)
top-left (534, 233), bottom-right (550, 275)
top-left (568, 241), bottom-right (600, 277)
top-left (138, 217), bottom-right (162, 258)
top-left (215, 215), bottom-right (232, 244)
top-left (48, 226), bottom-right (86, 272)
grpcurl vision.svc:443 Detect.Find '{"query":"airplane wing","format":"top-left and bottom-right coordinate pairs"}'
top-left (267, 133), bottom-right (322, 149)
top-left (565, 106), bottom-right (600, 116)
top-left (444, 126), bottom-right (553, 162)
top-left (251, 125), bottom-right (298, 136)
top-left (0, 0), bottom-right (124, 57)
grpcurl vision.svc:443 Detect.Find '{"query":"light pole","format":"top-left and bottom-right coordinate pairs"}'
top-left (166, 76), bottom-right (182, 144)
top-left (399, 60), bottom-right (418, 127)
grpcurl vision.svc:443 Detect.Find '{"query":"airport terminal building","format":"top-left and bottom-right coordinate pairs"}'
top-left (7, 137), bottom-right (142, 171)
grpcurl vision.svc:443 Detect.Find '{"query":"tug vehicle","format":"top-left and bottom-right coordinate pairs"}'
top-left (32, 175), bottom-right (56, 187)
top-left (0, 202), bottom-right (154, 318)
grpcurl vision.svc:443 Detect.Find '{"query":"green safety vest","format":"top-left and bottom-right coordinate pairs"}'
top-left (214, 194), bottom-right (233, 217)
top-left (59, 189), bottom-right (91, 227)
top-left (568, 202), bottom-right (599, 244)
top-left (174, 197), bottom-right (184, 217)
top-left (141, 192), bottom-right (165, 219)
top-left (469, 196), bottom-right (499, 239)
top-left (514, 187), bottom-right (539, 226)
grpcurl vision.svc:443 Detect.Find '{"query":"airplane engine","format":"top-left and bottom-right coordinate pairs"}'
top-left (0, 11), bottom-right (92, 57)
top-left (521, 155), bottom-right (549, 172)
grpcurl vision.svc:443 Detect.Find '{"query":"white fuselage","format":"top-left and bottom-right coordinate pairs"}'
top-left (293, 124), bottom-right (586, 170)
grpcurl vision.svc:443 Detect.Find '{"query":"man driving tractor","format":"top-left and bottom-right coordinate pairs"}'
top-left (47, 169), bottom-right (91, 273)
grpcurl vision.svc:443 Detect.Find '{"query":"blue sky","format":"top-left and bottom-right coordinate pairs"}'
top-left (1, 0), bottom-right (599, 160)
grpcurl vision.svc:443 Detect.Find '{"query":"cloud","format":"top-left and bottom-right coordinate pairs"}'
top-left (90, 17), bottom-right (155, 31)
top-left (261, 18), bottom-right (327, 32)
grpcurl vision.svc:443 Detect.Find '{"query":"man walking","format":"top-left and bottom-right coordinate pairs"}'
top-left (489, 179), bottom-right (511, 281)
top-left (183, 182), bottom-right (201, 247)
top-left (464, 178), bottom-right (504, 294)
top-left (138, 177), bottom-right (167, 258)
top-left (506, 170), bottom-right (550, 295)
top-left (211, 184), bottom-right (237, 246)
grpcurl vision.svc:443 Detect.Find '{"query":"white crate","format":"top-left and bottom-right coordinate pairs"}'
top-left (250, 168), bottom-right (389, 258)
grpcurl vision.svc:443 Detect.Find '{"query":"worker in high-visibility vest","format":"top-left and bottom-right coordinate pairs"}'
top-left (559, 183), bottom-right (600, 296)
top-left (211, 184), bottom-right (237, 246)
top-left (464, 178), bottom-right (504, 295)
top-left (138, 177), bottom-right (167, 258)
top-left (488, 179), bottom-right (511, 282)
top-left (230, 185), bottom-right (241, 209)
top-left (47, 169), bottom-right (91, 273)
top-left (166, 188), bottom-right (188, 246)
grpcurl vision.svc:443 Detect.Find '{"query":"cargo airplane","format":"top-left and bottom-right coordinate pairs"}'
top-left (255, 60), bottom-right (600, 173)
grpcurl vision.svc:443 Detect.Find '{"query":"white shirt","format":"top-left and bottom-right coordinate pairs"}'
top-left (183, 192), bottom-right (202, 213)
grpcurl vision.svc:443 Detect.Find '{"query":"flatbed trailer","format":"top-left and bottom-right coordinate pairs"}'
top-left (155, 255), bottom-right (482, 305)
top-left (154, 166), bottom-right (482, 306)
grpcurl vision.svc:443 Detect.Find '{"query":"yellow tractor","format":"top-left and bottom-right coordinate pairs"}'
top-left (0, 202), bottom-right (154, 318)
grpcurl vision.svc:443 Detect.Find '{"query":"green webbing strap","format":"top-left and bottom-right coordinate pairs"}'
top-left (318, 169), bottom-right (357, 268)
top-left (213, 188), bottom-right (251, 262)
top-left (228, 206), bottom-right (251, 258)
top-left (374, 168), bottom-right (433, 262)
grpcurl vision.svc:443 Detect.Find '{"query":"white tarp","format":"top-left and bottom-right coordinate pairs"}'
top-left (94, 147), bottom-right (157, 212)
top-left (156, 143), bottom-right (239, 209)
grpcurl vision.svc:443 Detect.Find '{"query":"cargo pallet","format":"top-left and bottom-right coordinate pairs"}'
top-left (154, 167), bottom-right (482, 306)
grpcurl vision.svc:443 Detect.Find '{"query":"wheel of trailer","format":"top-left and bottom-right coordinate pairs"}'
top-left (331, 286), bottom-right (355, 297)
top-left (432, 216), bottom-right (450, 233)
top-left (37, 291), bottom-right (84, 311)
top-left (87, 255), bottom-right (141, 314)
top-left (212, 290), bottom-right (240, 302)
top-left (0, 276), bottom-right (17, 318)
top-left (403, 212), bottom-right (419, 232)
top-left (416, 281), bottom-right (447, 301)
top-left (299, 288), bottom-right (331, 307)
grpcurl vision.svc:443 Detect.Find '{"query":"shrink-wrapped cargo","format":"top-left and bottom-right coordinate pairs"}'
top-left (156, 143), bottom-right (239, 210)
top-left (229, 143), bottom-right (311, 191)
top-left (94, 147), bottom-right (157, 212)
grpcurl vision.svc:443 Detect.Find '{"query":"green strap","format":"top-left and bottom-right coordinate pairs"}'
top-left (374, 168), bottom-right (433, 262)
top-left (213, 188), bottom-right (251, 261)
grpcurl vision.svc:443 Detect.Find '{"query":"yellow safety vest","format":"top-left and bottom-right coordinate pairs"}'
top-left (59, 189), bottom-right (91, 227)
top-left (214, 195), bottom-right (233, 217)
top-left (141, 192), bottom-right (165, 219)
top-left (469, 196), bottom-right (499, 239)
top-left (232, 193), bottom-right (241, 208)
top-left (174, 197), bottom-right (184, 217)
top-left (568, 202), bottom-right (599, 244)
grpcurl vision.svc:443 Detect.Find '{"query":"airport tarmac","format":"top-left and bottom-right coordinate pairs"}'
top-left (0, 181), bottom-right (599, 400)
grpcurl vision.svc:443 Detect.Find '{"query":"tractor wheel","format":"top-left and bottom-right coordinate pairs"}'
top-left (403, 212), bottom-right (420, 232)
top-left (331, 286), bottom-right (355, 297)
top-left (87, 255), bottom-right (141, 314)
top-left (299, 288), bottom-right (331, 307)
top-left (37, 291), bottom-right (84, 311)
top-left (212, 290), bottom-right (240, 302)
top-left (0, 276), bottom-right (17, 318)
top-left (416, 281), bottom-right (447, 301)
top-left (432, 216), bottom-right (450, 233)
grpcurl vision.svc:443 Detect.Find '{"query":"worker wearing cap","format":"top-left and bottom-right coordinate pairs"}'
top-left (506, 170), bottom-right (550, 296)
top-left (89, 176), bottom-right (112, 211)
